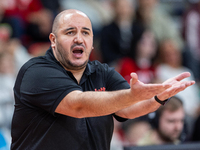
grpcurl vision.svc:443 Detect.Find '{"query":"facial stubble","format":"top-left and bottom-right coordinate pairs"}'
top-left (56, 41), bottom-right (91, 71)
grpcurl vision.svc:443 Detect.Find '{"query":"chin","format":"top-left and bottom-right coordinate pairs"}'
top-left (71, 61), bottom-right (88, 69)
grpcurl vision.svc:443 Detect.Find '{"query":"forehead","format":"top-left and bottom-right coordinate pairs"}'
top-left (59, 12), bottom-right (92, 30)
top-left (161, 108), bottom-right (184, 120)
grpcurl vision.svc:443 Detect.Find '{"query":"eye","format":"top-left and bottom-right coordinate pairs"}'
top-left (83, 31), bottom-right (89, 35)
top-left (66, 31), bottom-right (74, 35)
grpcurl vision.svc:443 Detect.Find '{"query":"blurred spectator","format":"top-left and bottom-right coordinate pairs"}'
top-left (192, 112), bottom-right (200, 142)
top-left (135, 0), bottom-right (184, 51)
top-left (138, 97), bottom-right (186, 145)
top-left (26, 8), bottom-right (53, 43)
top-left (7, 38), bottom-right (32, 73)
top-left (0, 52), bottom-right (15, 129)
top-left (40, 0), bottom-right (61, 17)
top-left (118, 29), bottom-right (157, 84)
top-left (154, 39), bottom-right (200, 119)
top-left (154, 39), bottom-right (200, 141)
top-left (0, 23), bottom-right (31, 128)
top-left (0, 23), bottom-right (32, 74)
top-left (0, 23), bottom-right (31, 150)
top-left (100, 0), bottom-right (137, 65)
top-left (0, 24), bottom-right (12, 43)
top-left (182, 1), bottom-right (200, 83)
top-left (110, 119), bottom-right (124, 150)
top-left (0, 51), bottom-right (15, 150)
top-left (0, 0), bottom-right (23, 39)
top-left (1, 0), bottom-right (53, 49)
top-left (122, 116), bottom-right (151, 146)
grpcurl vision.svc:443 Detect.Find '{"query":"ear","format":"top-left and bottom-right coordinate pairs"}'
top-left (49, 33), bottom-right (56, 49)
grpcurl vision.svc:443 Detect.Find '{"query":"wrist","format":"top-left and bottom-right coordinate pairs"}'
top-left (154, 95), bottom-right (171, 105)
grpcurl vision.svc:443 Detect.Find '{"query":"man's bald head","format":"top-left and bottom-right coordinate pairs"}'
top-left (52, 9), bottom-right (91, 36)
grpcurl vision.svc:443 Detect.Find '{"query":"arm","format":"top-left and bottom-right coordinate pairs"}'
top-left (115, 97), bottom-right (160, 119)
top-left (55, 73), bottom-right (171, 118)
top-left (115, 72), bottom-right (195, 119)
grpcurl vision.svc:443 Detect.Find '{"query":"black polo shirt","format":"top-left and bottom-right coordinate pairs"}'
top-left (11, 48), bottom-right (130, 150)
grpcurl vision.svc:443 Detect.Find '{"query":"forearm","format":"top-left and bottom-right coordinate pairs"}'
top-left (56, 72), bottom-right (195, 119)
top-left (56, 76), bottom-right (172, 118)
top-left (115, 97), bottom-right (161, 119)
top-left (56, 89), bottom-right (140, 118)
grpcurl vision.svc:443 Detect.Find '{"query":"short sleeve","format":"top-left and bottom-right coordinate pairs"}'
top-left (20, 63), bottom-right (82, 115)
top-left (104, 66), bottom-right (130, 122)
top-left (106, 67), bottom-right (130, 91)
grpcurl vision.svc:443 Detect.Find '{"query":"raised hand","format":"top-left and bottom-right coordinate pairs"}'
top-left (156, 72), bottom-right (195, 100)
top-left (129, 73), bottom-right (172, 101)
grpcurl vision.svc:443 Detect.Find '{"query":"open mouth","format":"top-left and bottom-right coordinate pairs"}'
top-left (71, 45), bottom-right (85, 58)
top-left (72, 46), bottom-right (84, 58)
top-left (73, 49), bottom-right (83, 54)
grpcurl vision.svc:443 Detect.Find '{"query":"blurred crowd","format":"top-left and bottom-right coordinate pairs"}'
top-left (0, 0), bottom-right (200, 149)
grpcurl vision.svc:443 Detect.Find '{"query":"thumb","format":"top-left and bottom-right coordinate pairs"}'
top-left (130, 73), bottom-right (138, 85)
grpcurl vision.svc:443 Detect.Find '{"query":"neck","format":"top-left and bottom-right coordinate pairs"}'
top-left (52, 48), bottom-right (86, 84)
top-left (61, 63), bottom-right (86, 84)
top-left (64, 66), bottom-right (86, 84)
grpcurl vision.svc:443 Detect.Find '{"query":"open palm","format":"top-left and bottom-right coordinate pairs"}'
top-left (157, 72), bottom-right (195, 100)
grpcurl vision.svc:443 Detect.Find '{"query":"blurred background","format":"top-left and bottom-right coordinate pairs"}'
top-left (0, 0), bottom-right (200, 149)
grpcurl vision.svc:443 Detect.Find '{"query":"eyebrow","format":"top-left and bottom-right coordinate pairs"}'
top-left (64, 27), bottom-right (74, 32)
top-left (64, 27), bottom-right (91, 32)
top-left (82, 27), bottom-right (91, 32)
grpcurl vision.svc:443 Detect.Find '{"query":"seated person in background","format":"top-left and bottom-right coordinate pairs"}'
top-left (138, 96), bottom-right (185, 146)
top-left (135, 0), bottom-right (184, 51)
top-left (122, 116), bottom-right (152, 146)
top-left (118, 29), bottom-right (157, 84)
top-left (154, 39), bottom-right (200, 139)
top-left (182, 0), bottom-right (200, 82)
top-left (100, 0), bottom-right (136, 65)
top-left (155, 39), bottom-right (199, 118)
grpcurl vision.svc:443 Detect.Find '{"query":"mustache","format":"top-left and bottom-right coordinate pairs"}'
top-left (71, 43), bottom-right (85, 50)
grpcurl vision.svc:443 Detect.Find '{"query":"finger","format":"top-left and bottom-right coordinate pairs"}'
top-left (157, 84), bottom-right (185, 99)
top-left (158, 80), bottom-right (195, 99)
top-left (144, 83), bottom-right (172, 95)
top-left (174, 72), bottom-right (191, 81)
top-left (186, 80), bottom-right (195, 86)
top-left (175, 80), bottom-right (195, 88)
top-left (178, 81), bottom-right (195, 91)
top-left (130, 73), bottom-right (138, 85)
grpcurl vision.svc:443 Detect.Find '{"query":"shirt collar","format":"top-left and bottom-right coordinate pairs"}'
top-left (45, 47), bottom-right (58, 63)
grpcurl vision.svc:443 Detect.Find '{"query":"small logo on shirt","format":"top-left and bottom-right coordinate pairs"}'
top-left (95, 87), bottom-right (106, 91)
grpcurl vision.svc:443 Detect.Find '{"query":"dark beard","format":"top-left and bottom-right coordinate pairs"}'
top-left (56, 42), bottom-right (89, 70)
top-left (158, 129), bottom-right (174, 143)
top-left (63, 58), bottom-right (88, 70)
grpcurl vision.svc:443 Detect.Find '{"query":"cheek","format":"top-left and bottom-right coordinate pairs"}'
top-left (85, 40), bottom-right (93, 53)
top-left (57, 38), bottom-right (71, 50)
top-left (159, 119), bottom-right (172, 131)
top-left (177, 121), bottom-right (184, 130)
top-left (56, 41), bottom-right (69, 59)
top-left (62, 40), bottom-right (71, 50)
top-left (86, 38), bottom-right (93, 47)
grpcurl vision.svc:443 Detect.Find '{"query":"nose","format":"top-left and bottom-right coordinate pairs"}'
top-left (74, 32), bottom-right (83, 44)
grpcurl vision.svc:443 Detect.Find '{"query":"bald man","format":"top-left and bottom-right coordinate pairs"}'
top-left (11, 9), bottom-right (194, 150)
